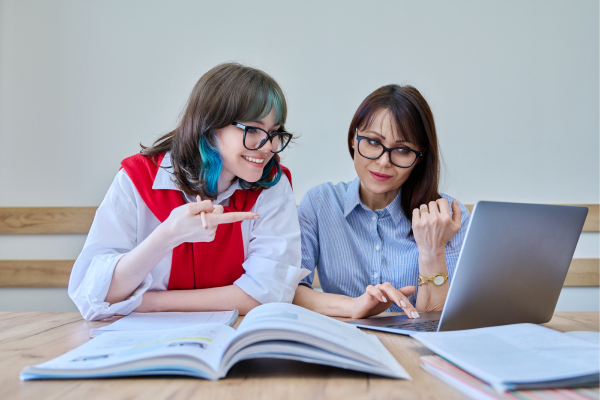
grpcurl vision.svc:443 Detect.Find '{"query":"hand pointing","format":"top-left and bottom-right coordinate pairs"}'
top-left (161, 194), bottom-right (260, 245)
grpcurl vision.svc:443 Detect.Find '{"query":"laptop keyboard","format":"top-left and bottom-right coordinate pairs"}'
top-left (385, 320), bottom-right (439, 332)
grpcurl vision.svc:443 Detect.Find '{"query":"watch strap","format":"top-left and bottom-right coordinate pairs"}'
top-left (418, 272), bottom-right (448, 286)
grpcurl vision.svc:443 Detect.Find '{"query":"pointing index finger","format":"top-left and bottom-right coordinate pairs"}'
top-left (208, 212), bottom-right (260, 227)
top-left (377, 283), bottom-right (420, 319)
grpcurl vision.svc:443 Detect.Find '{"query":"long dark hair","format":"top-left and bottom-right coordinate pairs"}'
top-left (347, 84), bottom-right (441, 232)
top-left (142, 63), bottom-right (288, 200)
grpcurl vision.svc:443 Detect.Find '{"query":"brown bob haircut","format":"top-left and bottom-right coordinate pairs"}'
top-left (347, 84), bottom-right (441, 231)
top-left (142, 63), bottom-right (288, 200)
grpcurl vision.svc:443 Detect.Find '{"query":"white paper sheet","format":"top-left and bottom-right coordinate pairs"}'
top-left (565, 331), bottom-right (600, 345)
top-left (412, 323), bottom-right (599, 390)
top-left (90, 311), bottom-right (238, 337)
top-left (233, 303), bottom-right (410, 379)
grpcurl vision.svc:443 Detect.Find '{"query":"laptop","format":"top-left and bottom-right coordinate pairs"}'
top-left (346, 201), bottom-right (588, 335)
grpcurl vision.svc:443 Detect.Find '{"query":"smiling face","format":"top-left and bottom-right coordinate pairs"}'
top-left (353, 109), bottom-right (422, 209)
top-left (214, 108), bottom-right (279, 192)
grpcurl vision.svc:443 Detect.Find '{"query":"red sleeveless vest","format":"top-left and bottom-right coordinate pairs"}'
top-left (121, 153), bottom-right (291, 290)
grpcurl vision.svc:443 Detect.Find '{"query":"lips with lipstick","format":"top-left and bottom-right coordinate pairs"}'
top-left (369, 171), bottom-right (393, 181)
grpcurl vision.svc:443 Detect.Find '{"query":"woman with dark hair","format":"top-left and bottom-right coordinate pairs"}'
top-left (69, 63), bottom-right (308, 321)
top-left (293, 85), bottom-right (470, 319)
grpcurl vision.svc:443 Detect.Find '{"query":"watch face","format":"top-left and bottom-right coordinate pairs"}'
top-left (433, 275), bottom-right (445, 285)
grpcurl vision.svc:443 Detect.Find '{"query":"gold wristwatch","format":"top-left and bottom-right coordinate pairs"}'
top-left (418, 272), bottom-right (448, 286)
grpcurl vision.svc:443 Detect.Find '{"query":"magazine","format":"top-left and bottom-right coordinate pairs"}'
top-left (21, 303), bottom-right (410, 381)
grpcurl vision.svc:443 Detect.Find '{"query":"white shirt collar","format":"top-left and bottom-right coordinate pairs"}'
top-left (152, 152), bottom-right (240, 204)
top-left (152, 152), bottom-right (179, 191)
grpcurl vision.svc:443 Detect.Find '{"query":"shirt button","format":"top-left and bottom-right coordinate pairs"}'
top-left (375, 245), bottom-right (380, 251)
top-left (374, 272), bottom-right (379, 279)
top-left (372, 216), bottom-right (376, 221)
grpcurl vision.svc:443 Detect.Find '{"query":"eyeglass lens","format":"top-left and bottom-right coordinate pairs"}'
top-left (358, 139), bottom-right (417, 167)
top-left (244, 128), bottom-right (291, 152)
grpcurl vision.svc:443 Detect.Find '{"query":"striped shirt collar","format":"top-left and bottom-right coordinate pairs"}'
top-left (343, 177), bottom-right (404, 225)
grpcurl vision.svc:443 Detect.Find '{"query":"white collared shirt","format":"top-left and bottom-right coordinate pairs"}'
top-left (68, 153), bottom-right (309, 321)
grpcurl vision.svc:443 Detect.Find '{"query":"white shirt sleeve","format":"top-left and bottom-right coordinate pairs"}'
top-left (68, 170), bottom-right (153, 321)
top-left (234, 174), bottom-right (310, 304)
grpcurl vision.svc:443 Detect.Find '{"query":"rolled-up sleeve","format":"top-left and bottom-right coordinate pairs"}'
top-left (234, 175), bottom-right (310, 303)
top-left (68, 170), bottom-right (153, 321)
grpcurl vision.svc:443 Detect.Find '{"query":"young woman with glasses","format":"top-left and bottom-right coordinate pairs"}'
top-left (293, 85), bottom-right (470, 319)
top-left (69, 63), bottom-right (308, 321)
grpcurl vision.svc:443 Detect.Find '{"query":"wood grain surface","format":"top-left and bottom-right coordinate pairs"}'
top-left (0, 260), bottom-right (73, 287)
top-left (563, 258), bottom-right (600, 286)
top-left (312, 258), bottom-right (599, 289)
top-left (1, 258), bottom-right (597, 288)
top-left (0, 311), bottom-right (596, 400)
top-left (0, 204), bottom-right (598, 234)
top-left (0, 207), bottom-right (97, 234)
top-left (464, 204), bottom-right (598, 232)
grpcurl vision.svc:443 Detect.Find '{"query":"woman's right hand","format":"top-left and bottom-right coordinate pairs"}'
top-left (160, 196), bottom-right (259, 247)
top-left (345, 283), bottom-right (419, 319)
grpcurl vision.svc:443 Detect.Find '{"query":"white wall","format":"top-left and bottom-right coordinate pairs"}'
top-left (0, 0), bottom-right (598, 312)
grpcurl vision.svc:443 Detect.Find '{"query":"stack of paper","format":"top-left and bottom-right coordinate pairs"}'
top-left (412, 323), bottom-right (599, 392)
top-left (421, 355), bottom-right (599, 400)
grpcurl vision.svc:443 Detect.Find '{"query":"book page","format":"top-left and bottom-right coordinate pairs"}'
top-left (31, 324), bottom-right (236, 374)
top-left (90, 311), bottom-right (238, 336)
top-left (565, 331), bottom-right (600, 345)
top-left (412, 323), bottom-right (599, 387)
top-left (232, 303), bottom-right (404, 369)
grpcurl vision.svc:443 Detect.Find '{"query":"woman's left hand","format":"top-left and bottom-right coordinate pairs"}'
top-left (412, 198), bottom-right (462, 258)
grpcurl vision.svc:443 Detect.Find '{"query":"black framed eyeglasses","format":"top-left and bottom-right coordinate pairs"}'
top-left (232, 122), bottom-right (293, 154)
top-left (356, 135), bottom-right (423, 168)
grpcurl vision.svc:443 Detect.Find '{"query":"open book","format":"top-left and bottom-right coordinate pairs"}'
top-left (21, 303), bottom-right (410, 381)
top-left (412, 323), bottom-right (599, 392)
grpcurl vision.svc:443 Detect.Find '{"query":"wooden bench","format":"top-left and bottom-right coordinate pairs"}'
top-left (0, 205), bottom-right (598, 288)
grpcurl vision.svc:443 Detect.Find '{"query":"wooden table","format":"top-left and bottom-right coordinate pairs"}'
top-left (1, 312), bottom-right (597, 400)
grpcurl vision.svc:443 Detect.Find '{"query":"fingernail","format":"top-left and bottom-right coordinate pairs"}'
top-left (412, 311), bottom-right (420, 318)
top-left (382, 296), bottom-right (387, 303)
top-left (253, 216), bottom-right (260, 219)
top-left (400, 300), bottom-right (407, 308)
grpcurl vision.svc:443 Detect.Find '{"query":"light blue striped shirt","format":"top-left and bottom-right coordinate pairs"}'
top-left (298, 177), bottom-right (470, 311)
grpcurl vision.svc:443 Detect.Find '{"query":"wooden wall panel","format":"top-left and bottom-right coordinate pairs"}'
top-left (581, 204), bottom-right (600, 232)
top-left (0, 205), bottom-right (597, 234)
top-left (464, 204), bottom-right (598, 232)
top-left (0, 206), bottom-right (597, 288)
top-left (0, 259), bottom-right (596, 288)
top-left (564, 258), bottom-right (600, 286)
top-left (0, 207), bottom-right (96, 234)
top-left (312, 258), bottom-right (599, 289)
top-left (0, 260), bottom-right (73, 287)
